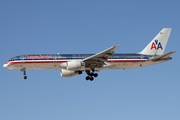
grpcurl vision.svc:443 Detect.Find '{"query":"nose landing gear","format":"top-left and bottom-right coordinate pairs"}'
top-left (21, 68), bottom-right (27, 79)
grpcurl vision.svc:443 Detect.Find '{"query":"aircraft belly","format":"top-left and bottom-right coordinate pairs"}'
top-left (97, 62), bottom-right (145, 70)
top-left (25, 63), bottom-right (60, 69)
top-left (8, 63), bottom-right (60, 70)
top-left (117, 62), bottom-right (143, 69)
top-left (99, 61), bottom-right (158, 70)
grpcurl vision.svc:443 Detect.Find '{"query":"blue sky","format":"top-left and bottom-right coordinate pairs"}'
top-left (1, 0), bottom-right (180, 120)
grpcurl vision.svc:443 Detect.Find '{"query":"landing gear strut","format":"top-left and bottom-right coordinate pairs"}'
top-left (21, 68), bottom-right (27, 79)
top-left (85, 70), bottom-right (98, 81)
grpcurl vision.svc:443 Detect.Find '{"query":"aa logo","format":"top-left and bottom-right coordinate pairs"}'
top-left (151, 39), bottom-right (163, 50)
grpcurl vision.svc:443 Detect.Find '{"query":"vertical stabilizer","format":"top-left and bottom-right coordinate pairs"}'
top-left (140, 28), bottom-right (172, 55)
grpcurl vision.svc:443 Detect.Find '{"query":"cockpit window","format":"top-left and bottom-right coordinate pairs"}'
top-left (8, 59), bottom-right (15, 61)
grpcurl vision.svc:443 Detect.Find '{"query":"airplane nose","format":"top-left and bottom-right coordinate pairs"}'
top-left (3, 64), bottom-right (8, 68)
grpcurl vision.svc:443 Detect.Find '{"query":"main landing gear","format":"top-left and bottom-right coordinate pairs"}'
top-left (85, 70), bottom-right (98, 81)
top-left (21, 68), bottom-right (27, 79)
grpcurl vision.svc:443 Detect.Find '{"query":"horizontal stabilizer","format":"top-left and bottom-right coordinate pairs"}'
top-left (151, 51), bottom-right (176, 61)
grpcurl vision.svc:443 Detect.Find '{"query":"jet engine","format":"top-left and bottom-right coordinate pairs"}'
top-left (60, 69), bottom-right (82, 78)
top-left (60, 61), bottom-right (85, 70)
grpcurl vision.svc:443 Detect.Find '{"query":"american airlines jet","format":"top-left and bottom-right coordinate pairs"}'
top-left (3, 28), bottom-right (175, 81)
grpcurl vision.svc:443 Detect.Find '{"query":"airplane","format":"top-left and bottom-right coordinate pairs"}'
top-left (3, 28), bottom-right (175, 81)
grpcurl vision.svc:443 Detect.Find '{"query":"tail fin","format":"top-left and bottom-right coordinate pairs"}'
top-left (140, 28), bottom-right (172, 55)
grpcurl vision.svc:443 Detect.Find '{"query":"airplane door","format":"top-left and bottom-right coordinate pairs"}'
top-left (20, 56), bottom-right (25, 67)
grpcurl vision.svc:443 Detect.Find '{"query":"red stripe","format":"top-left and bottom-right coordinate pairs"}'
top-left (6, 61), bottom-right (68, 65)
top-left (5, 59), bottom-right (147, 65)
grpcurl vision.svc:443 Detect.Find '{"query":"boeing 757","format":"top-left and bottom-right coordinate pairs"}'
top-left (3, 28), bottom-right (175, 81)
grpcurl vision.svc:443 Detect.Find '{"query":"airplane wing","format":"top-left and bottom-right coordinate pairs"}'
top-left (151, 51), bottom-right (176, 61)
top-left (83, 45), bottom-right (120, 69)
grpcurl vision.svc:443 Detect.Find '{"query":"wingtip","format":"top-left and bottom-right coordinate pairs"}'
top-left (114, 45), bottom-right (120, 47)
top-left (173, 51), bottom-right (176, 53)
top-left (169, 51), bottom-right (176, 54)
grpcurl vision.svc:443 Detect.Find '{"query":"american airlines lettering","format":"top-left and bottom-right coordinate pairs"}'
top-left (26, 55), bottom-right (52, 59)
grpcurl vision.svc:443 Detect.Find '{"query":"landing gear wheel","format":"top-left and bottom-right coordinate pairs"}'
top-left (90, 73), bottom-right (94, 76)
top-left (94, 73), bottom-right (98, 77)
top-left (24, 76), bottom-right (27, 79)
top-left (90, 77), bottom-right (94, 81)
top-left (86, 76), bottom-right (90, 80)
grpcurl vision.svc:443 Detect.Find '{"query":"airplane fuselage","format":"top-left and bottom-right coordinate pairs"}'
top-left (4, 53), bottom-right (170, 70)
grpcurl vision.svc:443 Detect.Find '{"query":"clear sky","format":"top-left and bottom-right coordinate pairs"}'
top-left (1, 0), bottom-right (180, 120)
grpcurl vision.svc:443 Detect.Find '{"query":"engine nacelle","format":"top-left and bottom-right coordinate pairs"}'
top-left (67, 61), bottom-right (81, 70)
top-left (60, 69), bottom-right (82, 78)
top-left (59, 61), bottom-right (85, 70)
top-left (66, 61), bottom-right (85, 70)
